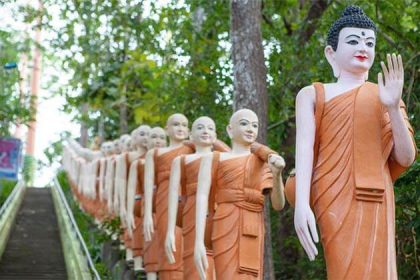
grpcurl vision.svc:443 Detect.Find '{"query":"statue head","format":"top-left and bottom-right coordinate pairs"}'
top-left (165, 113), bottom-right (189, 142)
top-left (190, 116), bottom-right (217, 147)
top-left (101, 141), bottom-right (114, 156)
top-left (227, 109), bottom-right (258, 145)
top-left (119, 134), bottom-right (131, 152)
top-left (113, 139), bottom-right (121, 154)
top-left (324, 5), bottom-right (377, 79)
top-left (136, 125), bottom-right (151, 149)
top-left (148, 126), bottom-right (167, 149)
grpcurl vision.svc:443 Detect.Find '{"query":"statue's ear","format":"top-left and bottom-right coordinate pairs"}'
top-left (226, 125), bottom-right (233, 139)
top-left (325, 45), bottom-right (340, 78)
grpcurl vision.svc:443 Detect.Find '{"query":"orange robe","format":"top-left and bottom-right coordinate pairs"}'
top-left (155, 145), bottom-right (194, 279)
top-left (181, 158), bottom-right (214, 280)
top-left (212, 154), bottom-right (272, 279)
top-left (132, 157), bottom-right (145, 257)
top-left (311, 83), bottom-right (415, 279)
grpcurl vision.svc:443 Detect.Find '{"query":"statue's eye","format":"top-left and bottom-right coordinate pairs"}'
top-left (346, 40), bottom-right (358, 45)
top-left (366, 42), bottom-right (375, 48)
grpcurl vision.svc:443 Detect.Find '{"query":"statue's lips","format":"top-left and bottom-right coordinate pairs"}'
top-left (355, 55), bottom-right (368, 61)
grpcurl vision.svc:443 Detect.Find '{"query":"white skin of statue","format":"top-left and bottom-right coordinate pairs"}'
top-left (105, 140), bottom-right (118, 212)
top-left (114, 134), bottom-right (131, 218)
top-left (147, 126), bottom-right (167, 150)
top-left (99, 142), bottom-right (114, 202)
top-left (294, 27), bottom-right (416, 260)
top-left (165, 116), bottom-right (217, 264)
top-left (194, 109), bottom-right (286, 279)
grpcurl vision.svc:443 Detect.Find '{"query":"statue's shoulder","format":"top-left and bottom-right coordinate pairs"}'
top-left (296, 84), bottom-right (316, 105)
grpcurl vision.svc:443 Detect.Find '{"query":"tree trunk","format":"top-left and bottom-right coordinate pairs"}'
top-left (230, 0), bottom-right (274, 279)
top-left (119, 85), bottom-right (128, 134)
top-left (98, 114), bottom-right (105, 144)
top-left (80, 103), bottom-right (89, 147)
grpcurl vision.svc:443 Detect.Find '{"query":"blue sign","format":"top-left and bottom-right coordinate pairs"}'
top-left (0, 138), bottom-right (22, 180)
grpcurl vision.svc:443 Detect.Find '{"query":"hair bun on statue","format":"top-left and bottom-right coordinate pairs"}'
top-left (342, 5), bottom-right (364, 17)
top-left (327, 5), bottom-right (376, 51)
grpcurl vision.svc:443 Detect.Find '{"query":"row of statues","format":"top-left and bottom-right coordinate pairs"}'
top-left (62, 6), bottom-right (416, 280)
top-left (63, 110), bottom-right (286, 280)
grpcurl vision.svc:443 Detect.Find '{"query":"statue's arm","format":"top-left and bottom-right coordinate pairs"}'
top-left (114, 155), bottom-right (125, 217)
top-left (119, 157), bottom-right (128, 221)
top-left (268, 154), bottom-right (286, 211)
top-left (143, 149), bottom-right (155, 241)
top-left (165, 156), bottom-right (182, 264)
top-left (126, 160), bottom-right (139, 235)
top-left (98, 159), bottom-right (106, 201)
top-left (194, 153), bottom-right (213, 280)
top-left (294, 86), bottom-right (319, 261)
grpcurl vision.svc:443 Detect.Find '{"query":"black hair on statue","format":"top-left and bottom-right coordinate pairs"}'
top-left (327, 5), bottom-right (376, 51)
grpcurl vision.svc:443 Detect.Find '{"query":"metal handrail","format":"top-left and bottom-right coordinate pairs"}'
top-left (53, 175), bottom-right (101, 280)
top-left (0, 181), bottom-right (23, 219)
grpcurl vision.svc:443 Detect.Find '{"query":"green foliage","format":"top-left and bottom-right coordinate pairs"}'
top-left (22, 155), bottom-right (36, 186)
top-left (394, 133), bottom-right (420, 279)
top-left (0, 179), bottom-right (17, 207)
top-left (0, 29), bottom-right (34, 136)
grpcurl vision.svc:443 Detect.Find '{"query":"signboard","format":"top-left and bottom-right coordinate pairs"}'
top-left (0, 138), bottom-right (22, 180)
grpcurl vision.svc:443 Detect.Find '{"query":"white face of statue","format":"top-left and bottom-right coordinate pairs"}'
top-left (190, 117), bottom-right (216, 147)
top-left (119, 135), bottom-right (131, 152)
top-left (227, 109), bottom-right (259, 145)
top-left (113, 140), bottom-right (121, 154)
top-left (166, 114), bottom-right (189, 141)
top-left (326, 27), bottom-right (376, 78)
top-left (137, 126), bottom-right (150, 149)
top-left (148, 127), bottom-right (167, 149)
top-left (101, 142), bottom-right (113, 155)
top-left (126, 139), bottom-right (133, 151)
top-left (131, 129), bottom-right (139, 146)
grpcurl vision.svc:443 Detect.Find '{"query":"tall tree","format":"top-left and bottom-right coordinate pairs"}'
top-left (230, 0), bottom-right (274, 279)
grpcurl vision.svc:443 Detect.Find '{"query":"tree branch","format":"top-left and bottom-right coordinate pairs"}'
top-left (298, 0), bottom-right (331, 43)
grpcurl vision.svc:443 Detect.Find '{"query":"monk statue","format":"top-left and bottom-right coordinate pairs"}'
top-left (143, 113), bottom-right (194, 280)
top-left (291, 5), bottom-right (416, 279)
top-left (119, 125), bottom-right (150, 263)
top-left (116, 126), bottom-right (150, 262)
top-left (194, 109), bottom-right (286, 279)
top-left (126, 126), bottom-right (167, 273)
top-left (165, 116), bottom-right (230, 280)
